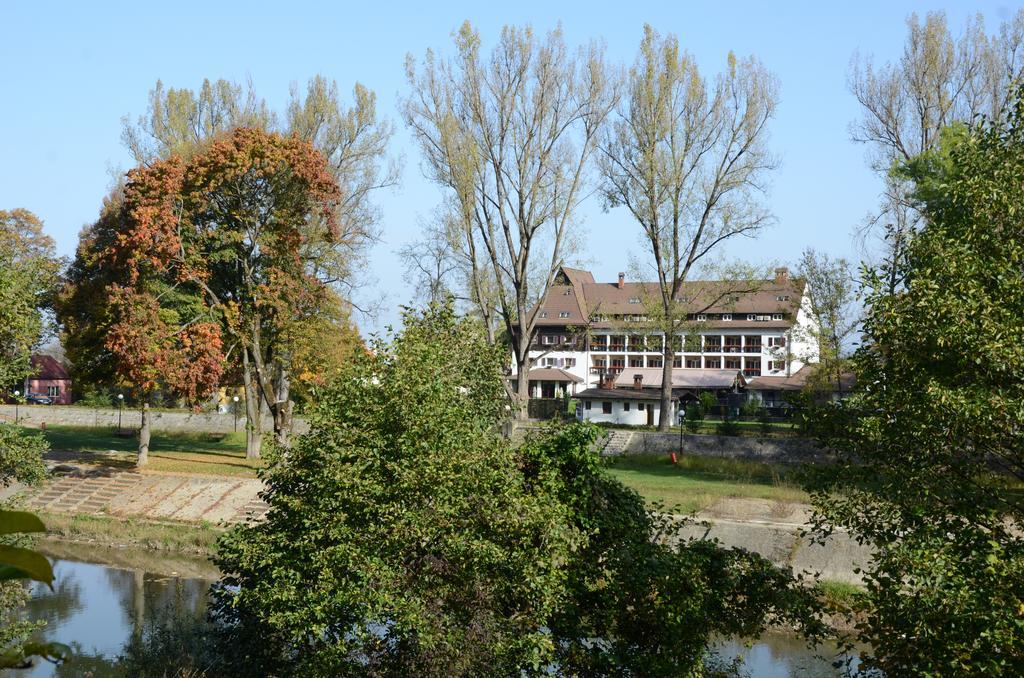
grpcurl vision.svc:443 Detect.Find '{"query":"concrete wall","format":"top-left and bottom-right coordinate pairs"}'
top-left (623, 430), bottom-right (823, 462)
top-left (0, 404), bottom-right (309, 435)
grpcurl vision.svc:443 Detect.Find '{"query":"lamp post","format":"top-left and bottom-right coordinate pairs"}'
top-left (13, 390), bottom-right (19, 425)
top-left (117, 393), bottom-right (124, 432)
top-left (233, 395), bottom-right (240, 432)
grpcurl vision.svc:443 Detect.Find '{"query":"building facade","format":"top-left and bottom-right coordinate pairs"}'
top-left (521, 265), bottom-right (818, 391)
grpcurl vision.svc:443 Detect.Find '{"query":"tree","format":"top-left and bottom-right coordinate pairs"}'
top-left (849, 10), bottom-right (1024, 291)
top-left (804, 88), bottom-right (1024, 674)
top-left (599, 25), bottom-right (780, 430)
top-left (402, 22), bottom-right (616, 417)
top-left (119, 76), bottom-right (395, 447)
top-left (0, 209), bottom-right (61, 389)
top-left (793, 248), bottom-right (859, 396)
top-left (211, 303), bottom-right (823, 675)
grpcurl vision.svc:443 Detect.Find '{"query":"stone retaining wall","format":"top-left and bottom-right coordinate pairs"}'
top-left (624, 431), bottom-right (824, 463)
top-left (0, 404), bottom-right (309, 435)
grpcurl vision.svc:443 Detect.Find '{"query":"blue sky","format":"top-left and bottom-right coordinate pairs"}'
top-left (0, 1), bottom-right (1014, 333)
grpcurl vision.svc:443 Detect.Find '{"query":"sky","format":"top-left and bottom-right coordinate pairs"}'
top-left (1, 1), bottom-right (1017, 334)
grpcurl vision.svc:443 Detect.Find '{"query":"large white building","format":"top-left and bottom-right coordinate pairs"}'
top-left (517, 266), bottom-right (820, 422)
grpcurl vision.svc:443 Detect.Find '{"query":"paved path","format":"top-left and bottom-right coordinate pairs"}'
top-left (16, 465), bottom-right (267, 525)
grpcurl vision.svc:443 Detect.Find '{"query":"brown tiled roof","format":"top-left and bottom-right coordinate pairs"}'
top-left (614, 368), bottom-right (746, 390)
top-left (746, 365), bottom-right (855, 391)
top-left (577, 387), bottom-right (675, 401)
top-left (29, 354), bottom-right (70, 380)
top-left (524, 367), bottom-right (583, 383)
top-left (535, 266), bottom-right (805, 328)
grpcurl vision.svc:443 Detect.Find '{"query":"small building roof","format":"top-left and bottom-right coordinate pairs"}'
top-left (746, 364), bottom-right (856, 392)
top-left (524, 367), bottom-right (584, 383)
top-left (576, 387), bottom-right (675, 402)
top-left (614, 368), bottom-right (745, 390)
top-left (29, 354), bottom-right (70, 380)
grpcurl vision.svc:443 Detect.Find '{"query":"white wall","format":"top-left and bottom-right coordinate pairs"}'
top-left (578, 398), bottom-right (674, 425)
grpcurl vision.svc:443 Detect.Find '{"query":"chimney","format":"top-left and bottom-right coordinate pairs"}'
top-left (600, 372), bottom-right (616, 390)
top-left (633, 373), bottom-right (644, 391)
top-left (617, 272), bottom-right (625, 289)
top-left (774, 267), bottom-right (789, 284)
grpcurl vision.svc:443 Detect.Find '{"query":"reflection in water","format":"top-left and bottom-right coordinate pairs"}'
top-left (23, 556), bottom-right (858, 677)
top-left (23, 558), bottom-right (213, 677)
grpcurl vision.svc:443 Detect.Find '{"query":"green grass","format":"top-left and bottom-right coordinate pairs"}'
top-left (605, 454), bottom-right (809, 514)
top-left (34, 425), bottom-right (263, 477)
top-left (38, 511), bottom-right (223, 556)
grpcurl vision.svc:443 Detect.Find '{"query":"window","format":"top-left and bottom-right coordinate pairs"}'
top-left (772, 313), bottom-right (783, 321)
top-left (721, 313), bottom-right (732, 321)
top-left (685, 357), bottom-right (701, 369)
top-left (705, 357), bottom-right (721, 369)
top-left (647, 356), bottom-right (662, 368)
top-left (696, 314), bottom-right (707, 322)
top-left (585, 400), bottom-right (592, 410)
top-left (673, 356), bottom-right (682, 368)
top-left (747, 314), bottom-right (756, 321)
top-left (47, 385), bottom-right (60, 397)
top-left (602, 402), bottom-right (612, 414)
top-left (623, 402), bottom-right (630, 411)
top-left (563, 289), bottom-right (572, 295)
top-left (611, 357), bottom-right (626, 370)
top-left (628, 297), bottom-right (641, 304)
top-left (540, 311), bottom-right (547, 318)
top-left (564, 358), bottom-right (576, 368)
top-left (629, 355), bottom-right (643, 368)
top-left (725, 357), bottom-right (741, 370)
top-left (541, 335), bottom-right (555, 345)
top-left (638, 403), bottom-right (645, 411)
top-left (776, 295), bottom-right (790, 302)
top-left (558, 311), bottom-right (570, 318)
top-left (769, 360), bottom-right (786, 371)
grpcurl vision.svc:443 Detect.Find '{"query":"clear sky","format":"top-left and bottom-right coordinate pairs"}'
top-left (0, 1), bottom-right (1014, 333)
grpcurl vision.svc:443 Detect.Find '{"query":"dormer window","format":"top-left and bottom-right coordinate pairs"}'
top-left (558, 311), bottom-right (570, 318)
top-left (563, 289), bottom-right (572, 296)
top-left (772, 313), bottom-right (783, 321)
top-left (722, 313), bottom-right (732, 321)
top-left (696, 314), bottom-right (707, 322)
top-left (776, 295), bottom-right (790, 302)
top-left (628, 297), bottom-right (641, 304)
top-left (540, 311), bottom-right (547, 318)
top-left (747, 314), bottom-right (756, 321)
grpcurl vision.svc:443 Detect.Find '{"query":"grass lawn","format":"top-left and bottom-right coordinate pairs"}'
top-left (34, 425), bottom-right (263, 477)
top-left (605, 454), bottom-right (809, 514)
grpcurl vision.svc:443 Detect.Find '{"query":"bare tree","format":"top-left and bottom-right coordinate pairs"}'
top-left (402, 22), bottom-right (616, 418)
top-left (599, 25), bottom-right (780, 430)
top-left (850, 10), bottom-right (1024, 290)
top-left (793, 248), bottom-right (860, 397)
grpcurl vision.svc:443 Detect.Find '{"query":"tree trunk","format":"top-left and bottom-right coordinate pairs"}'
top-left (271, 355), bottom-right (292, 446)
top-left (132, 569), bottom-right (145, 642)
top-left (515, 352), bottom-right (530, 420)
top-left (658, 339), bottom-right (673, 431)
top-left (242, 348), bottom-right (262, 459)
top-left (138, 400), bottom-right (151, 467)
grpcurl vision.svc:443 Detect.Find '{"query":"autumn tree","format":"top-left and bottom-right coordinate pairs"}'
top-left (598, 25), bottom-right (779, 430)
top-left (849, 9), bottom-right (1024, 291)
top-left (403, 22), bottom-right (616, 417)
top-left (119, 76), bottom-right (395, 445)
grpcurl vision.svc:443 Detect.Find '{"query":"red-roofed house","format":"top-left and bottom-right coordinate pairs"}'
top-left (24, 354), bottom-right (72, 404)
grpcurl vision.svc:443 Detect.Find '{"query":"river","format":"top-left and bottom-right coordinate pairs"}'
top-left (17, 542), bottom-right (857, 676)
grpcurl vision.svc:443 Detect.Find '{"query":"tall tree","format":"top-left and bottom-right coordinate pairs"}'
top-left (849, 10), bottom-right (1024, 290)
top-left (402, 21), bottom-right (616, 417)
top-left (805, 91), bottom-right (1024, 674)
top-left (0, 209), bottom-right (61, 389)
top-left (793, 248), bottom-right (859, 396)
top-left (599, 25), bottom-right (780, 430)
top-left (118, 76), bottom-right (395, 445)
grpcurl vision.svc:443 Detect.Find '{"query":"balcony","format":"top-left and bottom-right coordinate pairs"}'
top-left (743, 344), bottom-right (762, 353)
top-left (702, 344), bottom-right (722, 353)
top-left (722, 345), bottom-right (744, 354)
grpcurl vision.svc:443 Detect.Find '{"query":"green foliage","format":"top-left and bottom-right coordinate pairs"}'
top-left (0, 209), bottom-right (61, 388)
top-left (116, 604), bottom-right (224, 677)
top-left (0, 424), bottom-right (47, 488)
top-left (804, 87), bottom-right (1024, 674)
top-left (716, 409), bottom-right (740, 437)
top-left (684, 403), bottom-right (703, 433)
top-left (212, 304), bottom-right (822, 676)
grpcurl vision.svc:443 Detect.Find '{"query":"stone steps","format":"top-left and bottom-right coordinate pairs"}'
top-left (600, 429), bottom-right (634, 456)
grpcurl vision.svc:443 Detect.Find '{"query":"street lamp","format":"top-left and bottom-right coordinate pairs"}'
top-left (117, 393), bottom-right (124, 432)
top-left (233, 395), bottom-right (240, 432)
top-left (13, 390), bottom-right (19, 425)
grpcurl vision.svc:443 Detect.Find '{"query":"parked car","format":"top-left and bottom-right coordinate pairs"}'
top-left (25, 393), bottom-right (52, 405)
